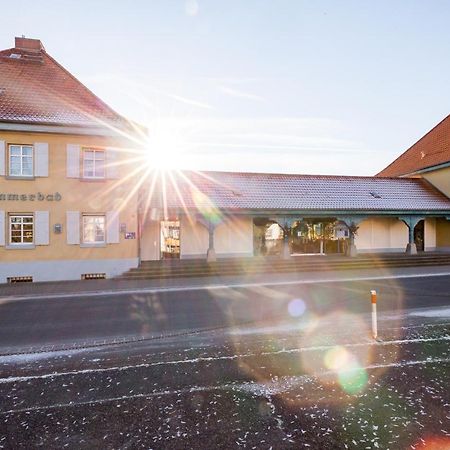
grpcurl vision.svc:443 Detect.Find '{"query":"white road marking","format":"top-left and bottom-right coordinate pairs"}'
top-left (0, 348), bottom-right (88, 364)
top-left (1, 335), bottom-right (448, 385)
top-left (409, 307), bottom-right (450, 318)
top-left (237, 357), bottom-right (450, 396)
top-left (1, 271), bottom-right (450, 303)
top-left (1, 356), bottom-right (449, 415)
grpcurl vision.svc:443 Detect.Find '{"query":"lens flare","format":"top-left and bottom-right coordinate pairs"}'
top-left (191, 188), bottom-right (222, 225)
top-left (414, 437), bottom-right (450, 449)
top-left (288, 299), bottom-right (306, 317)
top-left (337, 365), bottom-right (368, 395)
top-left (323, 345), bottom-right (369, 394)
top-left (324, 346), bottom-right (352, 371)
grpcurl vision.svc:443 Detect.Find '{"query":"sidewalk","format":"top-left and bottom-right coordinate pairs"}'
top-left (1, 265), bottom-right (450, 300)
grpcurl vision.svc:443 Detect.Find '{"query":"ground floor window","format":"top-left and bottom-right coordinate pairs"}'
top-left (9, 214), bottom-right (33, 244)
top-left (82, 215), bottom-right (106, 244)
top-left (161, 220), bottom-right (180, 258)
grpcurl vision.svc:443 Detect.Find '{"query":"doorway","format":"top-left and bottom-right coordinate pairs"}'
top-left (160, 220), bottom-right (180, 259)
top-left (291, 219), bottom-right (347, 254)
top-left (414, 220), bottom-right (425, 252)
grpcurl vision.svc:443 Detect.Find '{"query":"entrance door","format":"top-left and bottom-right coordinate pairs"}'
top-left (160, 221), bottom-right (180, 259)
top-left (414, 220), bottom-right (425, 252)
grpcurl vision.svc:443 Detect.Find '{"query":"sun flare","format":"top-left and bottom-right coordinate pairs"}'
top-left (143, 121), bottom-right (191, 171)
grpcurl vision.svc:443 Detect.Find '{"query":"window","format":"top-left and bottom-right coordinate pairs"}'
top-left (9, 145), bottom-right (33, 177)
top-left (10, 214), bottom-right (33, 244)
top-left (82, 215), bottom-right (105, 244)
top-left (83, 148), bottom-right (105, 179)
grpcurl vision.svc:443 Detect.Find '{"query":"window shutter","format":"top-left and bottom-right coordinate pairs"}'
top-left (106, 211), bottom-right (120, 244)
top-left (66, 144), bottom-right (80, 178)
top-left (66, 211), bottom-right (80, 245)
top-left (106, 147), bottom-right (119, 179)
top-left (34, 142), bottom-right (49, 177)
top-left (0, 210), bottom-right (5, 246)
top-left (35, 211), bottom-right (49, 245)
top-left (0, 141), bottom-right (5, 176)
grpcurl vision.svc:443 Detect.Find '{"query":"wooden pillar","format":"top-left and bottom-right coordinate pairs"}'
top-left (277, 217), bottom-right (298, 260)
top-left (282, 227), bottom-right (291, 259)
top-left (206, 220), bottom-right (217, 262)
top-left (407, 223), bottom-right (416, 255)
top-left (337, 216), bottom-right (366, 257)
top-left (400, 216), bottom-right (424, 255)
top-left (195, 216), bottom-right (221, 262)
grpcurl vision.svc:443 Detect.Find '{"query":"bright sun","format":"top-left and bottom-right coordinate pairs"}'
top-left (143, 121), bottom-right (191, 171)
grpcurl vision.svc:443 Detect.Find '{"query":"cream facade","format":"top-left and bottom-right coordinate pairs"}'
top-left (0, 130), bottom-right (140, 282)
top-left (355, 217), bottom-right (439, 253)
top-left (140, 214), bottom-right (445, 262)
top-left (179, 217), bottom-right (254, 259)
top-left (420, 166), bottom-right (450, 251)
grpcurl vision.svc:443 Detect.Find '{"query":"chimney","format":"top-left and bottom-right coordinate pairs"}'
top-left (15, 36), bottom-right (45, 53)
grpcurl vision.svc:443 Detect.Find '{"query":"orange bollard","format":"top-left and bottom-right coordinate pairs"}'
top-left (371, 290), bottom-right (377, 339)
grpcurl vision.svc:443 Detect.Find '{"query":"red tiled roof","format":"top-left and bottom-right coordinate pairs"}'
top-left (0, 38), bottom-right (132, 132)
top-left (377, 115), bottom-right (450, 176)
top-left (146, 170), bottom-right (450, 212)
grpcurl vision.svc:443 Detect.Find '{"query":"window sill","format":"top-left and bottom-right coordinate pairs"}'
top-left (80, 177), bottom-right (107, 183)
top-left (6, 244), bottom-right (35, 250)
top-left (6, 176), bottom-right (35, 181)
top-left (80, 243), bottom-right (106, 248)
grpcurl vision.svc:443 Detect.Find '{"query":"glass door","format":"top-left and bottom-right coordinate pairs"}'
top-left (160, 221), bottom-right (180, 259)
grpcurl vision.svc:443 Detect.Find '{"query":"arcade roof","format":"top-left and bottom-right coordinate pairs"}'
top-left (146, 170), bottom-right (450, 213)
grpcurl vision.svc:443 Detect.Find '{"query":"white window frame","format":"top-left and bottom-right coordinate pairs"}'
top-left (82, 214), bottom-right (106, 244)
top-left (8, 144), bottom-right (34, 177)
top-left (9, 214), bottom-right (34, 245)
top-left (82, 148), bottom-right (105, 179)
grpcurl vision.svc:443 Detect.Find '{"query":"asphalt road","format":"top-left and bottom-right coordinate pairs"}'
top-left (0, 273), bottom-right (449, 352)
top-left (0, 274), bottom-right (449, 449)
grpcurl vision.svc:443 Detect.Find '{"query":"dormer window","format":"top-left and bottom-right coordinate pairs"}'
top-left (9, 145), bottom-right (33, 177)
top-left (82, 148), bottom-right (105, 179)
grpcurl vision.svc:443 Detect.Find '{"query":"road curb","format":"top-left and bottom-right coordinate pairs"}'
top-left (1, 271), bottom-right (450, 303)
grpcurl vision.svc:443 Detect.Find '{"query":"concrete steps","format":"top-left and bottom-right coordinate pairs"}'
top-left (117, 253), bottom-right (450, 280)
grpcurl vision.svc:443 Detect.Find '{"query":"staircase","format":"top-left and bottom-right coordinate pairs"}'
top-left (118, 253), bottom-right (450, 280)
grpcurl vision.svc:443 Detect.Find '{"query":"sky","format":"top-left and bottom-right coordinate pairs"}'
top-left (1, 0), bottom-right (449, 175)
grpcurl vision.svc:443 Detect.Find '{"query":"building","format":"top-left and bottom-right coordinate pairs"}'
top-left (139, 170), bottom-right (450, 261)
top-left (1, 36), bottom-right (449, 282)
top-left (0, 37), bottom-right (145, 282)
top-left (377, 114), bottom-right (450, 252)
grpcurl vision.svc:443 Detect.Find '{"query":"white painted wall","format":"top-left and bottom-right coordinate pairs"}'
top-left (425, 218), bottom-right (436, 251)
top-left (355, 220), bottom-right (373, 250)
top-left (215, 217), bottom-right (254, 255)
top-left (389, 219), bottom-right (409, 250)
top-left (140, 220), bottom-right (160, 260)
top-left (355, 218), bottom-right (408, 252)
top-left (180, 216), bottom-right (253, 259)
top-left (179, 217), bottom-right (208, 258)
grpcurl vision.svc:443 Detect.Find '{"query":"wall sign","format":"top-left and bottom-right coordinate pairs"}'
top-left (0, 192), bottom-right (62, 202)
top-left (125, 232), bottom-right (136, 239)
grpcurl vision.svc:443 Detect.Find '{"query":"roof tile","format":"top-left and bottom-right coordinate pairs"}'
top-left (377, 115), bottom-right (450, 176)
top-left (0, 43), bottom-right (131, 131)
top-left (147, 171), bottom-right (450, 212)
